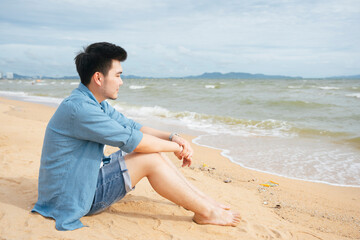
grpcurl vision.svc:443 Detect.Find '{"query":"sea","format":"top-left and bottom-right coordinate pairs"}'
top-left (1, 78), bottom-right (359, 187)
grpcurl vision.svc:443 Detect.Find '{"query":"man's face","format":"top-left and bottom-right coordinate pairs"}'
top-left (101, 60), bottom-right (123, 100)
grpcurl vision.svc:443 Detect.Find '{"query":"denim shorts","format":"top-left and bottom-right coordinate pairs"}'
top-left (86, 150), bottom-right (133, 215)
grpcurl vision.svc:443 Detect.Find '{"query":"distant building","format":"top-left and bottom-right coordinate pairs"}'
top-left (6, 72), bottom-right (14, 79)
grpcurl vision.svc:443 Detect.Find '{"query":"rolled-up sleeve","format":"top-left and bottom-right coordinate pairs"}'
top-left (105, 102), bottom-right (143, 131)
top-left (70, 101), bottom-right (143, 153)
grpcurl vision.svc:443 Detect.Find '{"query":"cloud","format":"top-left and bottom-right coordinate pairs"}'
top-left (0, 0), bottom-right (359, 77)
top-left (0, 44), bottom-right (77, 76)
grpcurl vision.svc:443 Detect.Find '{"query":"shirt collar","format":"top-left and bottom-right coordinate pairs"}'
top-left (77, 83), bottom-right (106, 109)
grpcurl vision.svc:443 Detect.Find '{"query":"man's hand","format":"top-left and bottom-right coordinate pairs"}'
top-left (172, 135), bottom-right (193, 167)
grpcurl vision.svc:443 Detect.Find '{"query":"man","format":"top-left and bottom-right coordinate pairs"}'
top-left (32, 42), bottom-right (240, 231)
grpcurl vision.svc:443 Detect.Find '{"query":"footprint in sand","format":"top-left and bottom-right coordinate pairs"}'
top-left (250, 224), bottom-right (284, 239)
top-left (293, 231), bottom-right (324, 240)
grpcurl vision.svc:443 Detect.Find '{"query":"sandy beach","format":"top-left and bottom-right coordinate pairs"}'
top-left (0, 96), bottom-right (359, 240)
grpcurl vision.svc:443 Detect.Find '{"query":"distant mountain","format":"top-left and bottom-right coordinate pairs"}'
top-left (122, 74), bottom-right (150, 79)
top-left (185, 72), bottom-right (302, 79)
top-left (43, 75), bottom-right (79, 79)
top-left (5, 72), bottom-right (360, 80)
top-left (13, 73), bottom-right (32, 79)
top-left (326, 74), bottom-right (360, 79)
top-left (10, 74), bottom-right (79, 80)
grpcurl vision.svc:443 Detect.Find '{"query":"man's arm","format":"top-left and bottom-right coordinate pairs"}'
top-left (137, 126), bottom-right (193, 167)
top-left (134, 133), bottom-right (180, 153)
top-left (139, 126), bottom-right (171, 140)
top-left (140, 126), bottom-right (193, 159)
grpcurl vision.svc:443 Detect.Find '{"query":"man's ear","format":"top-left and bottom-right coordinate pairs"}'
top-left (92, 72), bottom-right (103, 86)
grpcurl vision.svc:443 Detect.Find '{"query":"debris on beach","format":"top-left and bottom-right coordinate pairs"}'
top-left (199, 163), bottom-right (216, 172)
top-left (223, 179), bottom-right (232, 183)
top-left (260, 181), bottom-right (279, 187)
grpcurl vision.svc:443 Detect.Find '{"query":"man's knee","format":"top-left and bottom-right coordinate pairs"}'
top-left (129, 152), bottom-right (164, 167)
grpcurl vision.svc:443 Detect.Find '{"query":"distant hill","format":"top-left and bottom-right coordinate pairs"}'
top-left (42, 75), bottom-right (79, 80)
top-left (122, 75), bottom-right (149, 79)
top-left (184, 72), bottom-right (302, 79)
top-left (13, 73), bottom-right (32, 79)
top-left (5, 72), bottom-right (360, 80)
top-left (10, 74), bottom-right (79, 80)
top-left (326, 74), bottom-right (360, 79)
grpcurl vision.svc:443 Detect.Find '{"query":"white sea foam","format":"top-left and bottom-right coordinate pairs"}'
top-left (128, 105), bottom-right (169, 117)
top-left (70, 82), bottom-right (79, 85)
top-left (346, 93), bottom-right (360, 99)
top-left (34, 83), bottom-right (49, 86)
top-left (194, 133), bottom-right (360, 187)
top-left (114, 104), bottom-right (295, 138)
top-left (0, 90), bottom-right (28, 97)
top-left (205, 85), bottom-right (216, 89)
top-left (129, 85), bottom-right (146, 90)
top-left (318, 86), bottom-right (340, 90)
top-left (0, 91), bottom-right (63, 106)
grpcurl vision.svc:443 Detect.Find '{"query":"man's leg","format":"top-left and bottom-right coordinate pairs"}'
top-left (124, 152), bottom-right (241, 226)
top-left (159, 153), bottom-right (231, 210)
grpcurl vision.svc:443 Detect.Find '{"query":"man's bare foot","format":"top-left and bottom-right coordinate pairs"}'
top-left (193, 207), bottom-right (241, 227)
top-left (211, 200), bottom-right (231, 210)
top-left (214, 202), bottom-right (231, 210)
top-left (201, 195), bottom-right (231, 210)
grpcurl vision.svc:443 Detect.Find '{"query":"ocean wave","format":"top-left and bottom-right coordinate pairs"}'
top-left (33, 83), bottom-right (49, 86)
top-left (0, 90), bottom-right (28, 97)
top-left (346, 93), bottom-right (360, 99)
top-left (205, 85), bottom-right (220, 89)
top-left (318, 86), bottom-right (340, 90)
top-left (267, 100), bottom-right (333, 109)
top-left (114, 104), bottom-right (296, 138)
top-left (346, 137), bottom-right (360, 149)
top-left (114, 102), bottom-right (357, 141)
top-left (293, 127), bottom-right (351, 138)
top-left (0, 90), bottom-right (63, 106)
top-left (129, 85), bottom-right (146, 90)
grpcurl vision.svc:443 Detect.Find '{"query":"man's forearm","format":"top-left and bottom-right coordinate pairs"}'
top-left (140, 126), bottom-right (171, 141)
top-left (133, 133), bottom-right (181, 153)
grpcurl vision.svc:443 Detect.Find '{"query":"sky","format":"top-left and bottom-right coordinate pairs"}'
top-left (0, 0), bottom-right (359, 78)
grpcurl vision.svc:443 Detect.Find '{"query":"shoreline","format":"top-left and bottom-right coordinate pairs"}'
top-left (0, 96), bottom-right (359, 239)
top-left (193, 136), bottom-right (360, 189)
top-left (1, 91), bottom-right (359, 188)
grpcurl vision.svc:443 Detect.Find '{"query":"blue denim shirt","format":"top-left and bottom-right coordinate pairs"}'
top-left (32, 83), bottom-right (143, 231)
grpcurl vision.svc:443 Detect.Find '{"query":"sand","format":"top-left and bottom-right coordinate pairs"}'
top-left (0, 96), bottom-right (359, 240)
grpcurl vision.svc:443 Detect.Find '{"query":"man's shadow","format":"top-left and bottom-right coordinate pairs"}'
top-left (0, 177), bottom-right (192, 223)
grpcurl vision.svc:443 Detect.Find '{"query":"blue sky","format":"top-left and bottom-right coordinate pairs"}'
top-left (0, 0), bottom-right (359, 78)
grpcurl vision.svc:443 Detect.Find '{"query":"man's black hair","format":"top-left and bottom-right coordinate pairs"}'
top-left (74, 42), bottom-right (127, 86)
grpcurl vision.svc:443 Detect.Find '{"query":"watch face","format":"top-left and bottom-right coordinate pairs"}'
top-left (170, 132), bottom-right (179, 141)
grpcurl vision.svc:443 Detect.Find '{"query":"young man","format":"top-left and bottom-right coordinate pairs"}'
top-left (32, 42), bottom-right (240, 231)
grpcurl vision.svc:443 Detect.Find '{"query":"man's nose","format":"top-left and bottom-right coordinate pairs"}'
top-left (119, 77), bottom-right (123, 86)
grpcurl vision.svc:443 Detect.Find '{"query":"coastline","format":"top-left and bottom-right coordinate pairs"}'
top-left (193, 136), bottom-right (360, 188)
top-left (0, 96), bottom-right (359, 239)
top-left (1, 79), bottom-right (360, 188)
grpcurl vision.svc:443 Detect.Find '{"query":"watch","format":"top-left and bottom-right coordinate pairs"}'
top-left (169, 132), bottom-right (180, 141)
